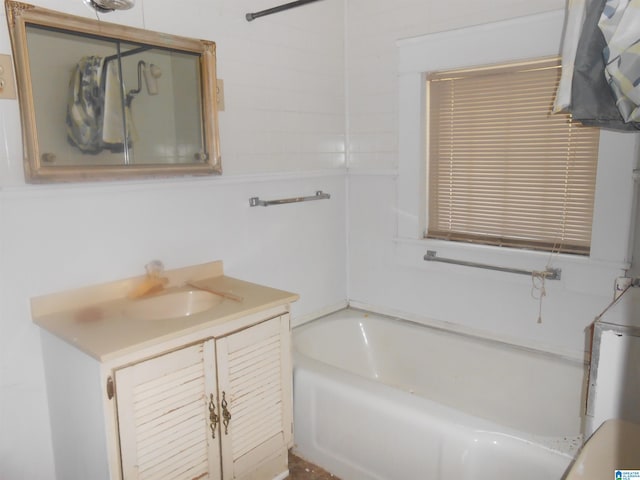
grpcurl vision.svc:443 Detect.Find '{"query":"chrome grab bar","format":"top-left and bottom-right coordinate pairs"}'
top-left (249, 190), bottom-right (330, 207)
top-left (423, 250), bottom-right (561, 280)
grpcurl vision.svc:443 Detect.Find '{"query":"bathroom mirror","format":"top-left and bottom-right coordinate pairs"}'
top-left (6, 1), bottom-right (221, 182)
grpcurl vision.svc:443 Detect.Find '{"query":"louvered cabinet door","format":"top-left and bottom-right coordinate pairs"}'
top-left (215, 314), bottom-right (292, 480)
top-left (115, 340), bottom-right (221, 480)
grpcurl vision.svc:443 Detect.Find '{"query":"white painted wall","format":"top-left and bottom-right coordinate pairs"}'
top-left (0, 0), bottom-right (346, 478)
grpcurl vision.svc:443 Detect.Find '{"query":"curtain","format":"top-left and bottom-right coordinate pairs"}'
top-left (555, 0), bottom-right (640, 130)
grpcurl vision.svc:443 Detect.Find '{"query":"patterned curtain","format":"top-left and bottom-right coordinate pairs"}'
top-left (554, 0), bottom-right (640, 130)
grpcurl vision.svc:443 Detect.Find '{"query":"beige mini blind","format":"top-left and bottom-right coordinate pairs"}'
top-left (427, 58), bottom-right (599, 255)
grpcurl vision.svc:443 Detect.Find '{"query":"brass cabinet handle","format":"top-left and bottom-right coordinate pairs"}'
top-left (208, 394), bottom-right (219, 439)
top-left (106, 376), bottom-right (115, 400)
top-left (221, 391), bottom-right (231, 435)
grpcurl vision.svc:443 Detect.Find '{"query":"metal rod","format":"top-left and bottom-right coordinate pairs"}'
top-left (103, 46), bottom-right (151, 66)
top-left (246, 0), bottom-right (323, 22)
top-left (423, 250), bottom-right (561, 280)
top-left (115, 42), bottom-right (130, 166)
top-left (101, 46), bottom-right (151, 92)
top-left (249, 190), bottom-right (330, 207)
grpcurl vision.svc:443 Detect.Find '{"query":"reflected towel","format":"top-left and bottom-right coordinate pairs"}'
top-left (66, 55), bottom-right (138, 154)
top-left (102, 60), bottom-right (138, 148)
top-left (66, 56), bottom-right (105, 153)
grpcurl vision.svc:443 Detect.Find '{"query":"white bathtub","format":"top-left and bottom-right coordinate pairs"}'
top-left (292, 309), bottom-right (586, 480)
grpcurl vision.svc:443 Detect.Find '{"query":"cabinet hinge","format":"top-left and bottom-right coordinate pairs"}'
top-left (106, 376), bottom-right (115, 400)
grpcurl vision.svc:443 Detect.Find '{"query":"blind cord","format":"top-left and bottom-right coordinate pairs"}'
top-left (531, 241), bottom-right (562, 324)
top-left (531, 193), bottom-right (569, 324)
top-left (531, 272), bottom-right (547, 324)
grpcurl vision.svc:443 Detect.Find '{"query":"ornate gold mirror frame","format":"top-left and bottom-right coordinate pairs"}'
top-left (6, 1), bottom-right (221, 182)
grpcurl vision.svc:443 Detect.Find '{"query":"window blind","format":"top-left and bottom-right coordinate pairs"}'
top-left (427, 58), bottom-right (600, 255)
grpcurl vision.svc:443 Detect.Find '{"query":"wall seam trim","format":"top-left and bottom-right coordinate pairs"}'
top-left (0, 169), bottom-right (349, 199)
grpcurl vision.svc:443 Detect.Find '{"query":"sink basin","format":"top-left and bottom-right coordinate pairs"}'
top-left (125, 290), bottom-right (224, 320)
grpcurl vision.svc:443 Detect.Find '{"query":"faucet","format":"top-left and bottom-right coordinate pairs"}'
top-left (127, 260), bottom-right (169, 299)
top-left (145, 260), bottom-right (164, 278)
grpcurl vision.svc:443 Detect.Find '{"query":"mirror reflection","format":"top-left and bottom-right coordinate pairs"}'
top-left (6, 1), bottom-right (221, 182)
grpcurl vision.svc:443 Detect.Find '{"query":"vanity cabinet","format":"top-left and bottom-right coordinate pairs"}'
top-left (115, 314), bottom-right (292, 480)
top-left (115, 340), bottom-right (220, 479)
top-left (32, 262), bottom-right (298, 480)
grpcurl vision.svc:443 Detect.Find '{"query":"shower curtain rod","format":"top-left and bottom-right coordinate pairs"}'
top-left (246, 0), bottom-right (323, 22)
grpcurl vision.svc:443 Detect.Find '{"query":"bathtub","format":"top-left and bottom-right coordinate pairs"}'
top-left (292, 309), bottom-right (586, 480)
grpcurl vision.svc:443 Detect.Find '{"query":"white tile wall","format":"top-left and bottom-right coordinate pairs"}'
top-left (2, 0), bottom-right (639, 477)
top-left (346, 0), bottom-right (565, 170)
top-left (345, 0), bottom-right (640, 359)
top-left (0, 1), bottom-right (345, 477)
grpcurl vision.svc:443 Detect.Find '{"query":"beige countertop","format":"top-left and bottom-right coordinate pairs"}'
top-left (31, 261), bottom-right (298, 362)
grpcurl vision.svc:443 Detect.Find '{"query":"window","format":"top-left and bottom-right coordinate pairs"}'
top-left (426, 58), bottom-right (600, 255)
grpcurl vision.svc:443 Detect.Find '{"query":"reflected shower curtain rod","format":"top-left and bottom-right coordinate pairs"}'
top-left (246, 0), bottom-right (324, 22)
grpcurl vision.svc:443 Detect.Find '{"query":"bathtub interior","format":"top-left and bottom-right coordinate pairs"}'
top-left (293, 309), bottom-right (586, 439)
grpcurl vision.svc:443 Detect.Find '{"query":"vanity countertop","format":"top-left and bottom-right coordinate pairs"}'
top-left (31, 261), bottom-right (298, 362)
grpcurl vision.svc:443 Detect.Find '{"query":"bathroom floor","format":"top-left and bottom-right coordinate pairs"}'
top-left (288, 451), bottom-right (339, 479)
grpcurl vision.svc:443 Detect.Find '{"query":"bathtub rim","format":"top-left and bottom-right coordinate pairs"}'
top-left (354, 302), bottom-right (592, 362)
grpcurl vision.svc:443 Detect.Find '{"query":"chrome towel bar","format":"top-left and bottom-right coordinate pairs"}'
top-left (249, 190), bottom-right (330, 207)
top-left (424, 250), bottom-right (561, 280)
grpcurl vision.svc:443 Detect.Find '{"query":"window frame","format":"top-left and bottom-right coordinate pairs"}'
top-left (424, 57), bottom-right (600, 256)
top-left (396, 10), bottom-right (637, 275)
